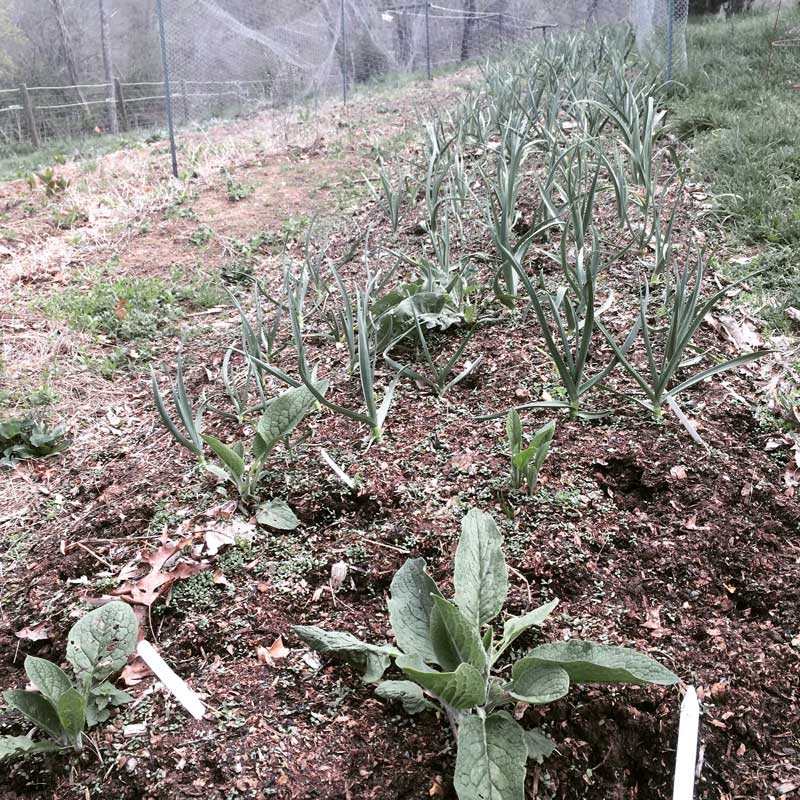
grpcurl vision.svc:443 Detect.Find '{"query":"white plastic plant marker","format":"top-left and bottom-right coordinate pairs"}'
top-left (137, 640), bottom-right (205, 720)
top-left (672, 685), bottom-right (700, 800)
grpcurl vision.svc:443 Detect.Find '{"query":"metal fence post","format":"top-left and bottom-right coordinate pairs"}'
top-left (19, 84), bottom-right (40, 148)
top-left (340, 0), bottom-right (348, 105)
top-left (667, 0), bottom-right (676, 83)
top-left (155, 0), bottom-right (178, 178)
top-left (424, 1), bottom-right (432, 80)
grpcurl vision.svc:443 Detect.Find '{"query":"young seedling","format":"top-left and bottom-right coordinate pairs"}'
top-left (1, 602), bottom-right (137, 760)
top-left (598, 253), bottom-right (769, 437)
top-left (507, 411), bottom-right (555, 493)
top-left (295, 508), bottom-right (679, 800)
top-left (201, 381), bottom-right (326, 514)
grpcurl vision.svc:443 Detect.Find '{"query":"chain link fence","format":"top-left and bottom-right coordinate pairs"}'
top-left (0, 0), bottom-right (691, 156)
top-left (632, 0), bottom-right (690, 79)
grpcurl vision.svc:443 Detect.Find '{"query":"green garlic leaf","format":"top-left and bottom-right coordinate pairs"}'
top-left (387, 558), bottom-right (441, 666)
top-left (293, 625), bottom-right (399, 683)
top-left (396, 655), bottom-right (485, 710)
top-left (66, 601), bottom-right (138, 688)
top-left (430, 595), bottom-right (487, 673)
top-left (508, 659), bottom-right (569, 704)
top-left (524, 640), bottom-right (680, 685)
top-left (3, 690), bottom-right (63, 741)
top-left (374, 680), bottom-right (435, 714)
top-left (201, 434), bottom-right (245, 480)
top-left (454, 711), bottom-right (527, 800)
top-left (454, 508), bottom-right (508, 627)
top-left (23, 657), bottom-right (72, 707)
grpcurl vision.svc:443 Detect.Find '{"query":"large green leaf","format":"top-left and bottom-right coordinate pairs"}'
top-left (24, 657), bottom-right (72, 706)
top-left (374, 680), bottom-right (435, 714)
top-left (55, 689), bottom-right (86, 743)
top-left (293, 625), bottom-right (399, 683)
top-left (0, 735), bottom-right (62, 760)
top-left (523, 728), bottom-right (557, 763)
top-left (395, 655), bottom-right (485, 710)
top-left (508, 659), bottom-right (570, 704)
top-left (255, 382), bottom-right (325, 456)
top-left (66, 602), bottom-right (138, 687)
top-left (3, 690), bottom-right (63, 741)
top-left (495, 599), bottom-right (559, 660)
top-left (430, 596), bottom-right (487, 673)
top-left (255, 499), bottom-right (299, 530)
top-left (525, 640), bottom-right (679, 685)
top-left (453, 711), bottom-right (528, 800)
top-left (387, 558), bottom-right (441, 665)
top-left (454, 508), bottom-right (508, 627)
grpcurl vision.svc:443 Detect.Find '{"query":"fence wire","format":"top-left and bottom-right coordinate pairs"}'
top-left (0, 0), bottom-right (690, 154)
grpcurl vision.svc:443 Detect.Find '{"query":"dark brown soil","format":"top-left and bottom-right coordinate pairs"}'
top-left (1, 70), bottom-right (798, 800)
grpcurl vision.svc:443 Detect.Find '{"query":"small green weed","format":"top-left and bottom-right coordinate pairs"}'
top-left (189, 224), bottom-right (214, 247)
top-left (223, 170), bottom-right (254, 202)
top-left (43, 266), bottom-right (181, 342)
top-left (0, 417), bottom-right (69, 468)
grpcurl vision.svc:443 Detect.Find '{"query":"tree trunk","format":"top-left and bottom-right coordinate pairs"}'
top-left (99, 0), bottom-right (118, 133)
top-left (49, 0), bottom-right (90, 113)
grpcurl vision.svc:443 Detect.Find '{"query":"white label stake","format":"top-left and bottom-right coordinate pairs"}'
top-left (672, 685), bottom-right (700, 800)
top-left (137, 640), bottom-right (206, 720)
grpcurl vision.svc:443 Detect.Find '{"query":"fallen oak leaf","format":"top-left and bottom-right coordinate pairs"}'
top-left (112, 532), bottom-right (208, 608)
top-left (256, 636), bottom-right (290, 666)
top-left (121, 655), bottom-right (154, 687)
top-left (15, 622), bottom-right (51, 641)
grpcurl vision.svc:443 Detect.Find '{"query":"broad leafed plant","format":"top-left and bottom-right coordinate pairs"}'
top-left (1, 602), bottom-right (137, 760)
top-left (295, 508), bottom-right (679, 800)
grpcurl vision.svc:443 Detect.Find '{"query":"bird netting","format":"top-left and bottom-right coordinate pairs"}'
top-left (630, 0), bottom-right (690, 77)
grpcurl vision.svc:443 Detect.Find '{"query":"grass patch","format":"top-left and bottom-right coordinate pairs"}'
top-left (0, 133), bottom-right (150, 182)
top-left (670, 10), bottom-right (800, 325)
top-left (41, 259), bottom-right (226, 345)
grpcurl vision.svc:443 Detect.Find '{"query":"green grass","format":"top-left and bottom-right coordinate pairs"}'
top-left (0, 132), bottom-right (153, 182)
top-left (669, 9), bottom-right (800, 324)
top-left (671, 10), bottom-right (800, 244)
top-left (40, 259), bottom-right (226, 344)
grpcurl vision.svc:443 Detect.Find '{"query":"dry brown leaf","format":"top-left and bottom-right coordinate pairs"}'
top-left (256, 636), bottom-right (290, 666)
top-left (212, 569), bottom-right (230, 586)
top-left (121, 655), bottom-right (154, 686)
top-left (112, 532), bottom-right (208, 608)
top-left (15, 622), bottom-right (51, 641)
top-left (670, 465), bottom-right (687, 480)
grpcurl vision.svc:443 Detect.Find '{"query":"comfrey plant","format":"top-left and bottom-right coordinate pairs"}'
top-left (153, 357), bottom-right (323, 511)
top-left (295, 509), bottom-right (679, 800)
top-left (1, 602), bottom-right (137, 760)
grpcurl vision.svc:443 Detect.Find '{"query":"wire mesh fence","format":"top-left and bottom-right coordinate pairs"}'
top-left (0, 0), bottom-right (691, 154)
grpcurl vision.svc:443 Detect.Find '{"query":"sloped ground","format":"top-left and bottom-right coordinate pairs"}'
top-left (0, 45), bottom-right (798, 800)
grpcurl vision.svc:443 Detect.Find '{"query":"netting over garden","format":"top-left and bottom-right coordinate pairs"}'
top-left (0, 0), bottom-right (689, 149)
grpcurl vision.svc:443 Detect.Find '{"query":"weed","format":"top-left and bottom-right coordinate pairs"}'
top-left (189, 224), bottom-right (214, 247)
top-left (0, 417), bottom-right (69, 468)
top-left (223, 170), bottom-right (254, 202)
top-left (43, 268), bottom-right (182, 342)
top-left (52, 206), bottom-right (88, 230)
